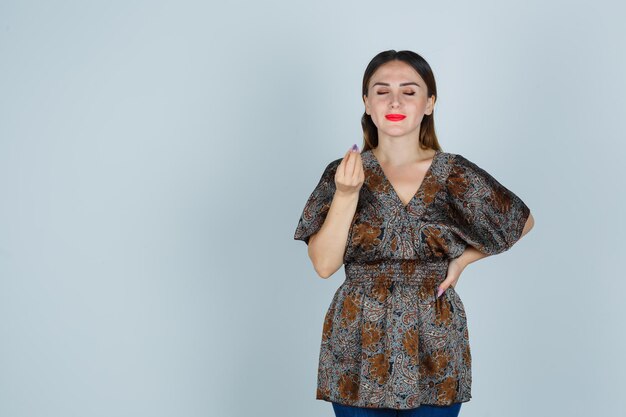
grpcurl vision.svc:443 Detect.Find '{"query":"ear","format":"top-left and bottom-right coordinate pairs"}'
top-left (425, 95), bottom-right (435, 115)
top-left (363, 94), bottom-right (370, 115)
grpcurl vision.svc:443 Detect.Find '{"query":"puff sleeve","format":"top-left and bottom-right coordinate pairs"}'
top-left (446, 154), bottom-right (530, 256)
top-left (293, 158), bottom-right (342, 245)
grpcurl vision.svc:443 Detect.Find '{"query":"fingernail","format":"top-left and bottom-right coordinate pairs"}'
top-left (437, 287), bottom-right (444, 298)
top-left (351, 144), bottom-right (359, 152)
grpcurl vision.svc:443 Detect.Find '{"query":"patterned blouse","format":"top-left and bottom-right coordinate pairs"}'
top-left (293, 148), bottom-right (530, 410)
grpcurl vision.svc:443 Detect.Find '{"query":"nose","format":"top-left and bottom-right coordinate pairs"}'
top-left (389, 91), bottom-right (401, 108)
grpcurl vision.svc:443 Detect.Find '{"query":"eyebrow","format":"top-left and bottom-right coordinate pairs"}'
top-left (371, 82), bottom-right (420, 87)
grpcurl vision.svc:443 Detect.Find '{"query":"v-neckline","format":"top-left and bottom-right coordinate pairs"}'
top-left (369, 148), bottom-right (441, 209)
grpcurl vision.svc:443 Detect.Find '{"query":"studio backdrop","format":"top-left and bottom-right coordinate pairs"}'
top-left (0, 1), bottom-right (624, 416)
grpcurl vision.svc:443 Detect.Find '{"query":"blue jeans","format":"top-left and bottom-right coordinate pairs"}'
top-left (331, 401), bottom-right (462, 417)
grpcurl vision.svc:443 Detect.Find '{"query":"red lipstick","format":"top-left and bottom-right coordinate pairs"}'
top-left (385, 114), bottom-right (406, 121)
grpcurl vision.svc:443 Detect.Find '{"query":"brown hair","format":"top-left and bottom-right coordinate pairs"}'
top-left (361, 50), bottom-right (441, 153)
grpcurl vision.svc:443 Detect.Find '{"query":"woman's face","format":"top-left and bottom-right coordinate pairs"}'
top-left (363, 60), bottom-right (434, 140)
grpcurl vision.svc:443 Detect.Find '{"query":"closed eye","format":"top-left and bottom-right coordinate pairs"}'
top-left (376, 92), bottom-right (416, 96)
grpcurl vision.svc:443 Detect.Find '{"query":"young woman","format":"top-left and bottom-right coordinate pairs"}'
top-left (294, 50), bottom-right (534, 417)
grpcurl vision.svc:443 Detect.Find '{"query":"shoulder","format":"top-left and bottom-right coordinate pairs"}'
top-left (437, 151), bottom-right (469, 179)
top-left (443, 152), bottom-right (490, 177)
top-left (442, 152), bottom-right (472, 167)
top-left (442, 152), bottom-right (500, 194)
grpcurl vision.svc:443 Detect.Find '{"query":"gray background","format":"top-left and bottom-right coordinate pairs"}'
top-left (1, 1), bottom-right (624, 416)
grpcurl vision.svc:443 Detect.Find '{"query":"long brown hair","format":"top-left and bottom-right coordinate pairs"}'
top-left (361, 50), bottom-right (441, 153)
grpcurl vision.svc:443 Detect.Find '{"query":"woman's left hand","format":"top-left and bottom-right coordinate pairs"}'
top-left (437, 257), bottom-right (466, 298)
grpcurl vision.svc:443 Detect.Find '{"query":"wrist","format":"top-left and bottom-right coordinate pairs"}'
top-left (334, 189), bottom-right (360, 201)
top-left (453, 253), bottom-right (470, 270)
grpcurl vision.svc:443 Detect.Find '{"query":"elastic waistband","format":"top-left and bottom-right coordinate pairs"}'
top-left (344, 259), bottom-right (448, 285)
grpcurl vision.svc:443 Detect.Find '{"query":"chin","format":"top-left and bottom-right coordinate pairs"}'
top-left (382, 129), bottom-right (413, 137)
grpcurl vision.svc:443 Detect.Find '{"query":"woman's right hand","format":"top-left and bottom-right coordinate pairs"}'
top-left (335, 144), bottom-right (364, 197)
top-left (307, 144), bottom-right (363, 278)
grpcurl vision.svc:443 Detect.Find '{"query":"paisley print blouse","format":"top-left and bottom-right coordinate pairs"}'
top-left (293, 149), bottom-right (530, 410)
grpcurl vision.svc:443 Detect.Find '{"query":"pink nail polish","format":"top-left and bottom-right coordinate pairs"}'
top-left (437, 287), bottom-right (444, 298)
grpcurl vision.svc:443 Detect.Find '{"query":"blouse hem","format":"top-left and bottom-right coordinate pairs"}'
top-left (318, 395), bottom-right (472, 410)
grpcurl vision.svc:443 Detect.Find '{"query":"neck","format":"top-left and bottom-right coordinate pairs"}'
top-left (373, 135), bottom-right (433, 166)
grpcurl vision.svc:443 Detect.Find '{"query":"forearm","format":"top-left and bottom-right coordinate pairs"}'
top-left (455, 246), bottom-right (489, 268)
top-left (308, 191), bottom-right (359, 278)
